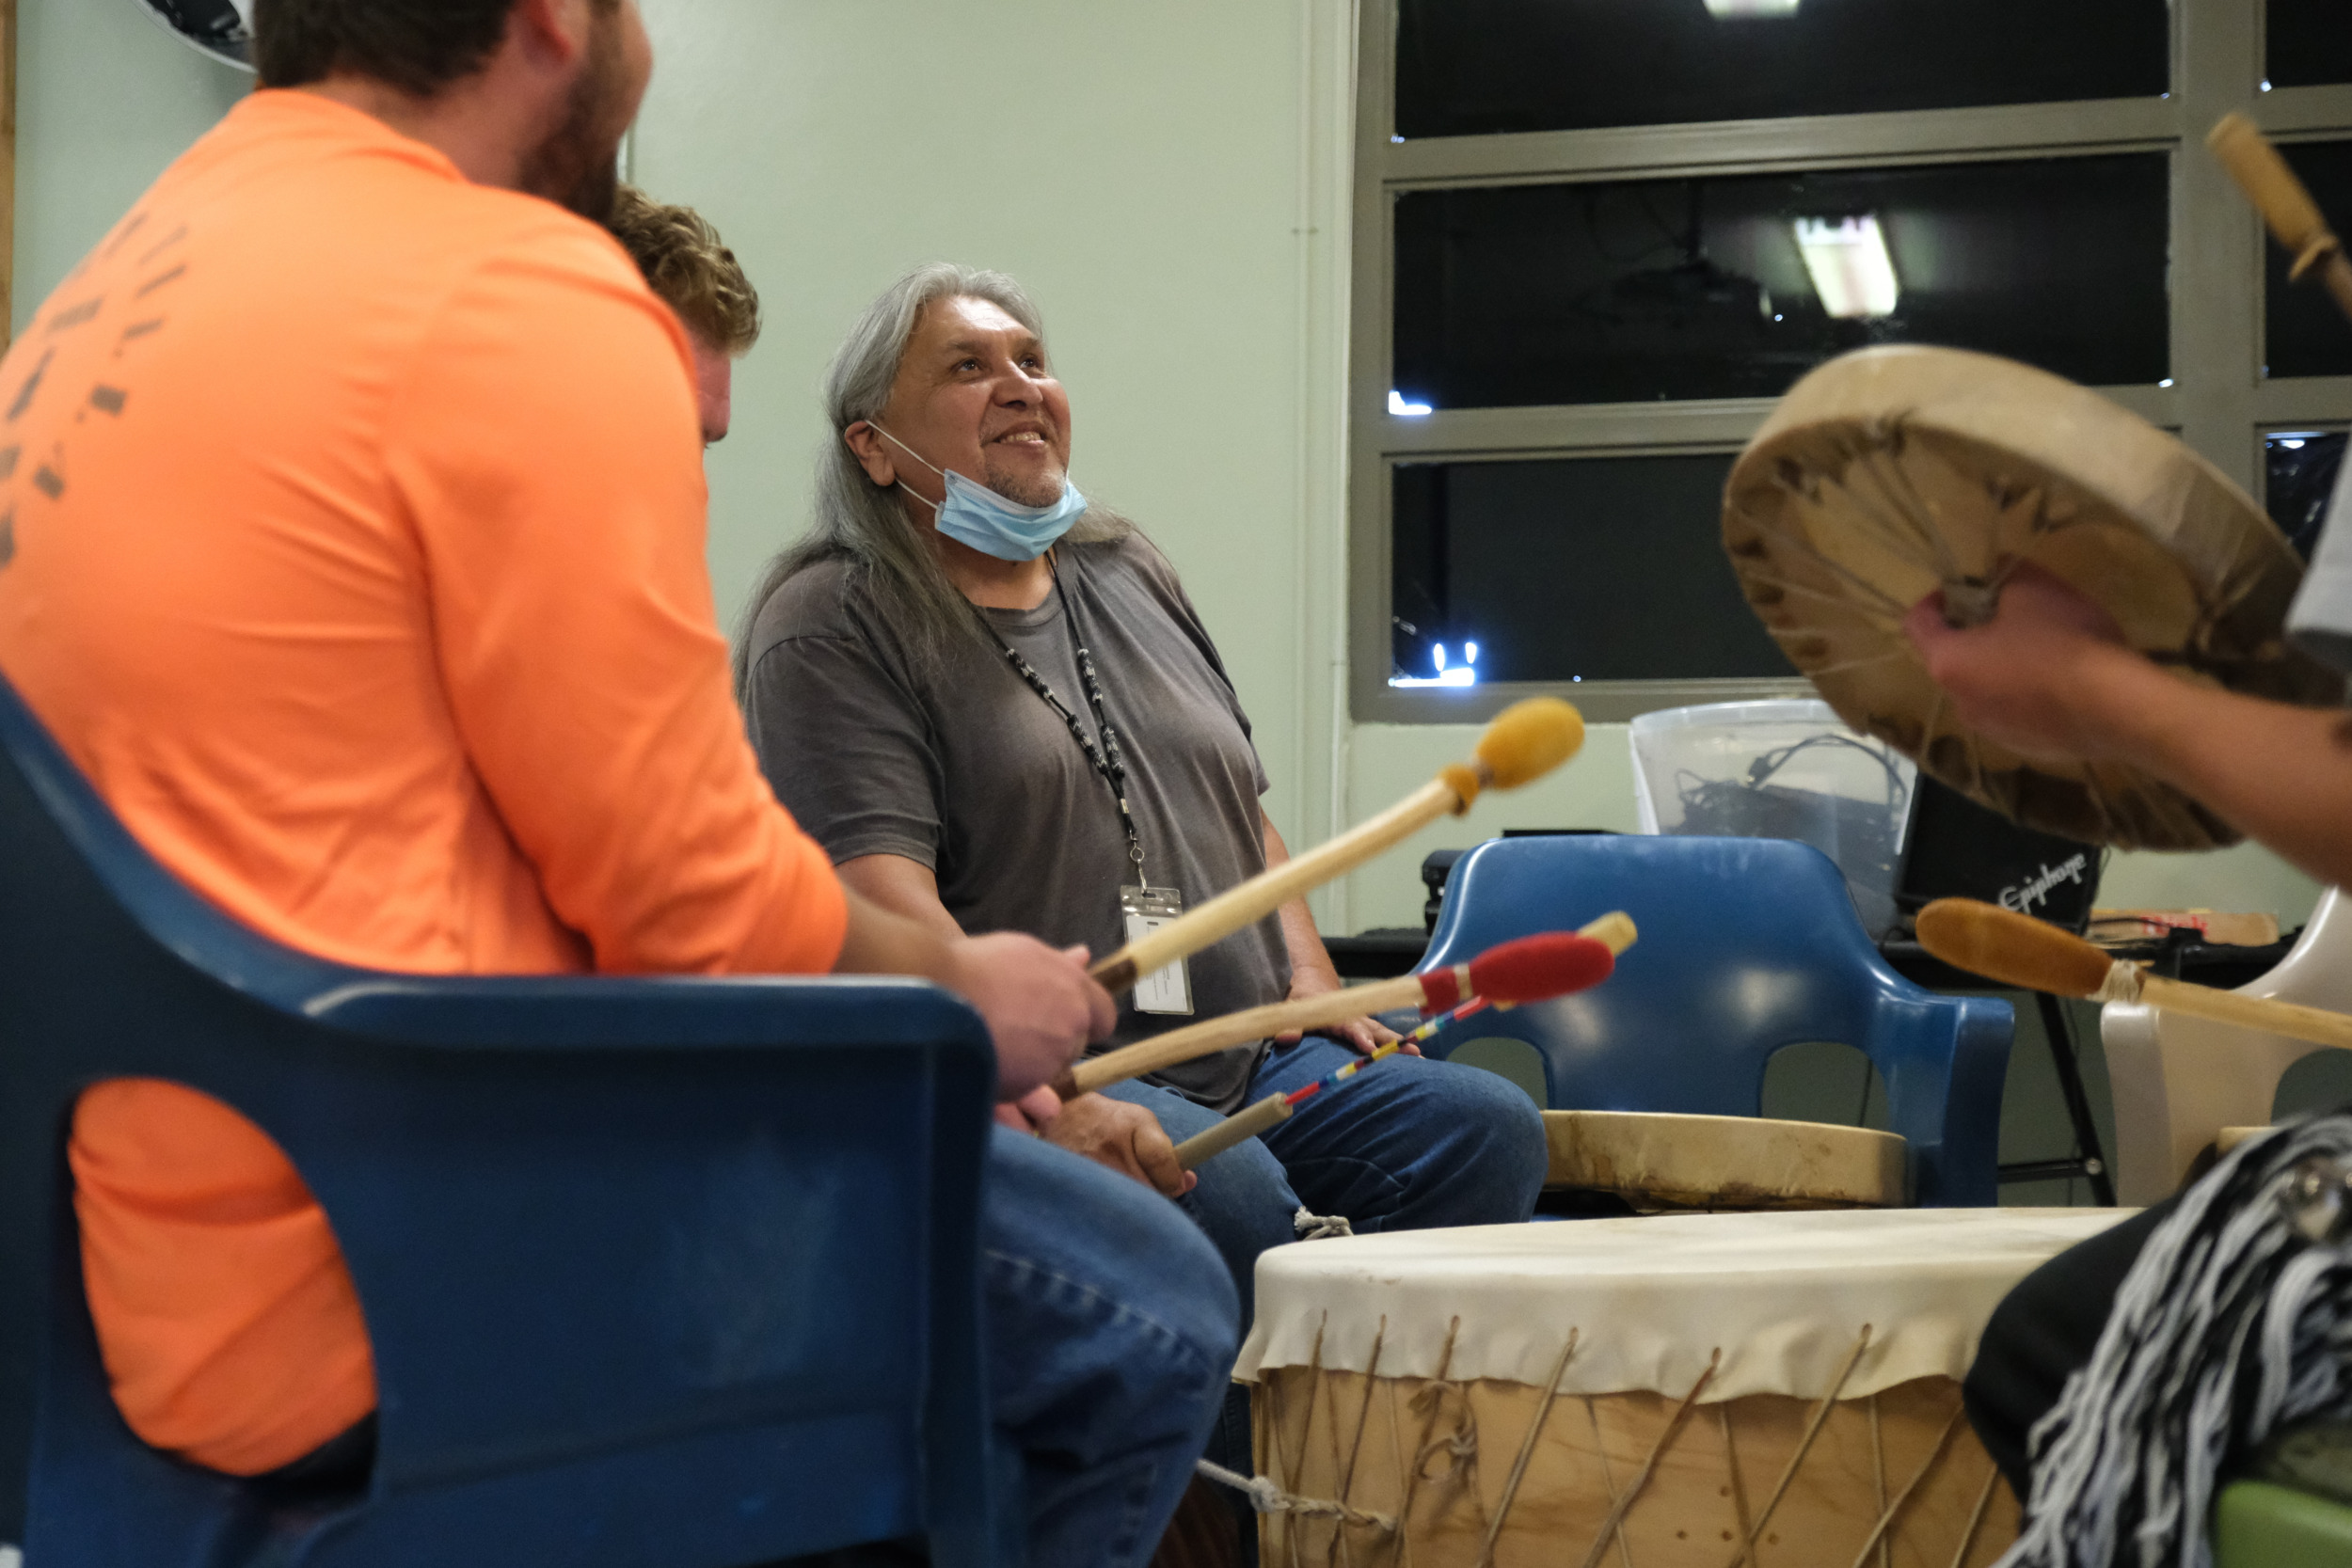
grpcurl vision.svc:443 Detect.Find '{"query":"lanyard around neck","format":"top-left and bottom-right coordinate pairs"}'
top-left (977, 560), bottom-right (1149, 886)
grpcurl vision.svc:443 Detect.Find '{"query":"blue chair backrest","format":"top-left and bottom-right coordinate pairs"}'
top-left (0, 672), bottom-right (1010, 1567)
top-left (1420, 834), bottom-right (2012, 1207)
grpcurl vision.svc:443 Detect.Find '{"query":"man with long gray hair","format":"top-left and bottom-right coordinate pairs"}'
top-left (739, 264), bottom-right (1549, 1522)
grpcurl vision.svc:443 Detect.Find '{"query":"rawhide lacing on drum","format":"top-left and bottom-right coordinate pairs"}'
top-left (1724, 344), bottom-right (2337, 850)
top-left (1193, 1459), bottom-right (1397, 1534)
top-left (1839, 1403), bottom-right (1969, 1568)
top-left (1475, 1330), bottom-right (1581, 1568)
top-left (1571, 1352), bottom-right (1721, 1568)
top-left (1723, 1323), bottom-right (1872, 1568)
top-left (1389, 1315), bottom-right (1468, 1558)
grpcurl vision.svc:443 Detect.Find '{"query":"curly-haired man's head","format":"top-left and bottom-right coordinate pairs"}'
top-left (607, 184), bottom-right (760, 445)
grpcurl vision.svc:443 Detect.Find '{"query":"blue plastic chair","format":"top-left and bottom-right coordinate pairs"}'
top-left (0, 670), bottom-right (1015, 1567)
top-left (1419, 834), bottom-right (2013, 1207)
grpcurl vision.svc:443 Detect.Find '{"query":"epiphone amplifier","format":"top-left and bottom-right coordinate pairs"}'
top-left (1893, 776), bottom-right (2102, 933)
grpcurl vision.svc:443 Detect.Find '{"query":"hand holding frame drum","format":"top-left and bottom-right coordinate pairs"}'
top-left (1054, 916), bottom-right (1634, 1102)
top-left (1086, 697), bottom-right (1584, 993)
top-left (1916, 897), bottom-right (2352, 1054)
top-left (1721, 344), bottom-right (2336, 849)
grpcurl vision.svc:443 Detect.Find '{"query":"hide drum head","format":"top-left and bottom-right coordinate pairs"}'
top-left (1724, 344), bottom-right (2337, 849)
top-left (1542, 1108), bottom-right (1907, 1210)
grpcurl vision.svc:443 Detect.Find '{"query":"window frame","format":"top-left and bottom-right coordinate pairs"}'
top-left (1349, 0), bottom-right (2352, 723)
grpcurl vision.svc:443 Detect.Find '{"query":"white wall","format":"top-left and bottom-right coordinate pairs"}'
top-left (631, 0), bottom-right (1358, 915)
top-left (15, 0), bottom-right (2323, 937)
top-left (14, 0), bottom-right (245, 334)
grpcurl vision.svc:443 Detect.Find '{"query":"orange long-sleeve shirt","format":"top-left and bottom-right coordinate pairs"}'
top-left (0, 90), bottom-right (847, 1474)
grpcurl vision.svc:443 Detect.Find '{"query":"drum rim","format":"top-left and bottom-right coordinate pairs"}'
top-left (1722, 344), bottom-right (2336, 849)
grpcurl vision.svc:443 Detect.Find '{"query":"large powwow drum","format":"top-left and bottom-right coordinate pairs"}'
top-left (1240, 1209), bottom-right (2127, 1566)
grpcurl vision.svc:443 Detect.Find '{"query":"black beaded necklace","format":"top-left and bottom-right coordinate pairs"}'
top-left (976, 556), bottom-right (1148, 886)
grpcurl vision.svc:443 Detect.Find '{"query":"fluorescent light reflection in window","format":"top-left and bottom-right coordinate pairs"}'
top-left (1390, 635), bottom-right (1480, 689)
top-left (1792, 214), bottom-right (1899, 319)
top-left (1389, 390), bottom-right (1434, 417)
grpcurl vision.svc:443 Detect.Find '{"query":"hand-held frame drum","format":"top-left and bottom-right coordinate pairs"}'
top-left (1916, 896), bottom-right (2352, 1053)
top-left (1085, 698), bottom-right (1584, 993)
top-left (1723, 344), bottom-right (2337, 848)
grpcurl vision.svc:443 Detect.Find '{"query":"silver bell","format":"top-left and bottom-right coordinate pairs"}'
top-left (2278, 1155), bottom-right (2352, 1245)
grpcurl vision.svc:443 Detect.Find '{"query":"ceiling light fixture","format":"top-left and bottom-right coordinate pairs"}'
top-left (1703, 0), bottom-right (1801, 15)
top-left (1792, 214), bottom-right (1899, 319)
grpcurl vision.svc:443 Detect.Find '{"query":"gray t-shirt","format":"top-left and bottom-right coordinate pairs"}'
top-left (741, 533), bottom-right (1288, 1111)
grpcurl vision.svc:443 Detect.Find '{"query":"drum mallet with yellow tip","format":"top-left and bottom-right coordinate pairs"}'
top-left (1915, 897), bottom-right (2352, 1053)
top-left (1087, 696), bottom-right (1585, 994)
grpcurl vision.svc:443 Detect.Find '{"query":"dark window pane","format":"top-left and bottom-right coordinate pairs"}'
top-left (2265, 430), bottom-right (2344, 562)
top-left (1391, 455), bottom-right (1794, 684)
top-left (2269, 0), bottom-right (2352, 91)
top-left (1395, 0), bottom-right (2168, 140)
top-left (2265, 143), bottom-right (2352, 380)
top-left (1393, 155), bottom-right (2169, 408)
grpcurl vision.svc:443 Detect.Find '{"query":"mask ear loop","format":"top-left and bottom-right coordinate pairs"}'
top-left (866, 421), bottom-right (950, 514)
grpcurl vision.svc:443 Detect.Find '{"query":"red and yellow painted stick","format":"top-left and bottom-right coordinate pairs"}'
top-left (1150, 918), bottom-right (1638, 1167)
top-left (1169, 996), bottom-right (1503, 1169)
top-left (1056, 914), bottom-right (1634, 1101)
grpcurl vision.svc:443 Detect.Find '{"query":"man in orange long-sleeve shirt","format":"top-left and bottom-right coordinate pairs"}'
top-left (0, 2), bottom-right (1235, 1560)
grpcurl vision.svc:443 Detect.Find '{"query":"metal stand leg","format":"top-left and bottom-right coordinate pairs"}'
top-left (1995, 992), bottom-right (2116, 1205)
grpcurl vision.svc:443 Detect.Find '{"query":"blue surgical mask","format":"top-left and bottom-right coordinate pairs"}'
top-left (870, 423), bottom-right (1089, 562)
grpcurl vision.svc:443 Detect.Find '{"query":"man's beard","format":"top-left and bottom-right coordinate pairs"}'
top-left (520, 7), bottom-right (630, 222)
top-left (981, 448), bottom-right (1067, 508)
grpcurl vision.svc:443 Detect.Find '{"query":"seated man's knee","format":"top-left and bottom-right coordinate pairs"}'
top-left (985, 1126), bottom-right (1239, 1356)
top-left (1110, 1080), bottom-right (1299, 1316)
top-left (1422, 1057), bottom-right (1549, 1197)
top-left (1181, 1134), bottom-right (1301, 1258)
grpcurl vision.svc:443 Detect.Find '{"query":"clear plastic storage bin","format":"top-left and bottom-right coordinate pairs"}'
top-left (1629, 699), bottom-right (1916, 940)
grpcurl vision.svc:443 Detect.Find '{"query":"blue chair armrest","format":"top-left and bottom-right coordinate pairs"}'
top-left (306, 971), bottom-right (993, 1056)
top-left (1860, 984), bottom-right (2013, 1207)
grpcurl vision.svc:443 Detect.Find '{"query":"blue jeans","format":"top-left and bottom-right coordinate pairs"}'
top-left (1103, 1040), bottom-right (1548, 1511)
top-left (981, 1126), bottom-right (1240, 1568)
top-left (1103, 1040), bottom-right (1549, 1322)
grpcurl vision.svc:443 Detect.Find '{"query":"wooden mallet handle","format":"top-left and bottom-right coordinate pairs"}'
top-left (1171, 1093), bottom-right (1294, 1169)
top-left (2210, 113), bottom-right (2352, 326)
top-left (1915, 896), bottom-right (2352, 1054)
top-left (1087, 698), bottom-right (1584, 992)
top-left (1055, 913), bottom-right (1636, 1100)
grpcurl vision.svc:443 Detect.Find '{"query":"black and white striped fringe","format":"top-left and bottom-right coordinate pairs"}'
top-left (1999, 1113), bottom-right (2352, 1568)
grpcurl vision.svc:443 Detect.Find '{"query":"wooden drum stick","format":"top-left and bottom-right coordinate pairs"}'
top-left (2210, 113), bottom-right (2352, 326)
top-left (1916, 897), bottom-right (2352, 1054)
top-left (1172, 1093), bottom-right (1296, 1169)
top-left (1054, 914), bottom-right (1637, 1101)
top-left (1086, 698), bottom-right (1585, 994)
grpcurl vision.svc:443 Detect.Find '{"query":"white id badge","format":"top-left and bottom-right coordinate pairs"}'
top-left (1120, 884), bottom-right (1194, 1016)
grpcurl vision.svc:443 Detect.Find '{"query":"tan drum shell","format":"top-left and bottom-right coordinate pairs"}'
top-left (1545, 1110), bottom-right (1907, 1212)
top-left (1723, 344), bottom-right (2338, 850)
top-left (1256, 1364), bottom-right (2014, 1568)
